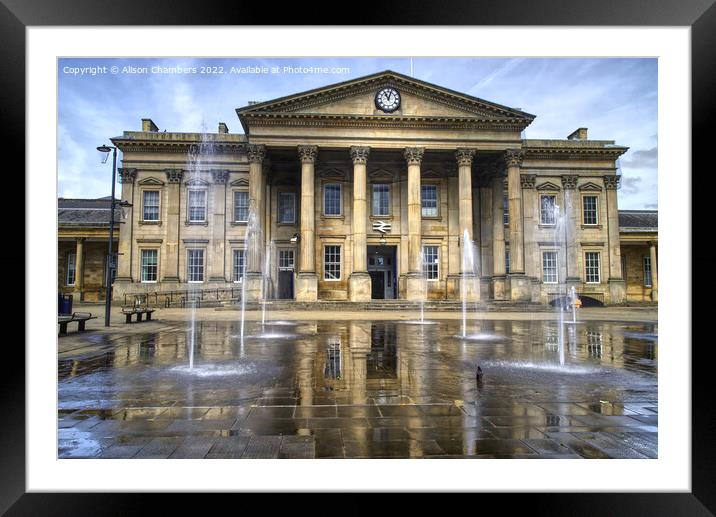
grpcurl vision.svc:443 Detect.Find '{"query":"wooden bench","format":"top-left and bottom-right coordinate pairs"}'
top-left (58, 312), bottom-right (97, 336)
top-left (121, 306), bottom-right (156, 323)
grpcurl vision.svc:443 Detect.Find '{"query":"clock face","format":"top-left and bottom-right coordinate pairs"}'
top-left (375, 87), bottom-right (401, 113)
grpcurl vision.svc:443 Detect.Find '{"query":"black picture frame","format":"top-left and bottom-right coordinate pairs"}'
top-left (7, 0), bottom-right (710, 513)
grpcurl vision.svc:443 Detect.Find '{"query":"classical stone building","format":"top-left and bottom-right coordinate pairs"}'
top-left (619, 210), bottom-right (658, 303)
top-left (111, 70), bottom-right (632, 305)
top-left (58, 197), bottom-right (120, 302)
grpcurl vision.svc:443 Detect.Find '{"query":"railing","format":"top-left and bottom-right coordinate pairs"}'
top-left (123, 287), bottom-right (243, 308)
top-left (548, 291), bottom-right (605, 304)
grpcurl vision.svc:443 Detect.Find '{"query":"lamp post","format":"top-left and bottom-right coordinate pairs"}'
top-left (97, 144), bottom-right (117, 327)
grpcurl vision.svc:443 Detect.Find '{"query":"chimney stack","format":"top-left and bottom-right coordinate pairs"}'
top-left (218, 122), bottom-right (229, 134)
top-left (567, 128), bottom-right (588, 140)
top-left (142, 118), bottom-right (159, 132)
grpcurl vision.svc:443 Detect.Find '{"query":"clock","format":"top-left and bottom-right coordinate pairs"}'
top-left (375, 87), bottom-right (401, 113)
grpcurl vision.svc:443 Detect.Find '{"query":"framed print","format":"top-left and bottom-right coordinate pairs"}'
top-left (7, 0), bottom-right (712, 513)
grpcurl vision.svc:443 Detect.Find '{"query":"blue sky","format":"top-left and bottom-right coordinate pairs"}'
top-left (58, 57), bottom-right (657, 209)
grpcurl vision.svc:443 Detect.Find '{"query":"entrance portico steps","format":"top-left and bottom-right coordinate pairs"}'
top-left (216, 299), bottom-right (552, 312)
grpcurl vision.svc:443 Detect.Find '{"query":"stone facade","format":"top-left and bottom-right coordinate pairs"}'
top-left (110, 70), bottom-right (632, 305)
top-left (619, 210), bottom-right (658, 303)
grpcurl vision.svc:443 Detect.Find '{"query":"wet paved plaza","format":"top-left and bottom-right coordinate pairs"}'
top-left (58, 318), bottom-right (658, 459)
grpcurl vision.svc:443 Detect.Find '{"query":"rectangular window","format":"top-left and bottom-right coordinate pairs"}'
top-left (643, 256), bottom-right (652, 287)
top-left (66, 252), bottom-right (76, 286)
top-left (542, 251), bottom-right (558, 283)
top-left (140, 250), bottom-right (158, 283)
top-left (187, 249), bottom-right (204, 282)
top-left (505, 250), bottom-right (510, 274)
top-left (233, 249), bottom-right (246, 282)
top-left (583, 195), bottom-right (598, 225)
top-left (422, 245), bottom-right (439, 280)
top-left (278, 192), bottom-right (296, 224)
top-left (585, 252), bottom-right (601, 283)
top-left (324, 245), bottom-right (341, 280)
top-left (324, 184), bottom-right (342, 216)
top-left (279, 250), bottom-right (295, 270)
top-left (503, 191), bottom-right (509, 226)
top-left (372, 184), bottom-right (390, 216)
top-left (540, 195), bottom-right (557, 225)
top-left (421, 185), bottom-right (438, 217)
top-left (142, 191), bottom-right (160, 221)
top-left (188, 190), bottom-right (207, 222)
top-left (234, 191), bottom-right (249, 223)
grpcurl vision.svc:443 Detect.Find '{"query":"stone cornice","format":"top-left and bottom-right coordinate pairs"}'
top-left (297, 144), bottom-right (319, 164)
top-left (349, 146), bottom-right (371, 164)
top-left (240, 112), bottom-right (528, 132)
top-left (523, 145), bottom-right (628, 161)
top-left (112, 134), bottom-right (246, 154)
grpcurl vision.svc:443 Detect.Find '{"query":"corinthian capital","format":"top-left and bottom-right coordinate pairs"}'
top-left (403, 147), bottom-right (425, 166)
top-left (603, 175), bottom-right (621, 190)
top-left (455, 148), bottom-right (475, 167)
top-left (349, 146), bottom-right (370, 164)
top-left (298, 145), bottom-right (318, 164)
top-left (247, 144), bottom-right (266, 164)
top-left (520, 174), bottom-right (536, 189)
top-left (561, 175), bottom-right (579, 189)
top-left (504, 149), bottom-right (524, 168)
top-left (118, 168), bottom-right (137, 184)
top-left (211, 169), bottom-right (228, 184)
top-left (165, 169), bottom-right (184, 183)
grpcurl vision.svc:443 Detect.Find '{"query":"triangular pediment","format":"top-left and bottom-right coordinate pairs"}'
top-left (579, 181), bottom-right (603, 191)
top-left (138, 177), bottom-right (164, 186)
top-left (536, 181), bottom-right (561, 191)
top-left (318, 167), bottom-right (347, 179)
top-left (230, 178), bottom-right (249, 187)
top-left (185, 177), bottom-right (210, 186)
top-left (237, 70), bottom-right (534, 126)
top-left (368, 168), bottom-right (395, 181)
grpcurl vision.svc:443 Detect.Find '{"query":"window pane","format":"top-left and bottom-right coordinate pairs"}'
top-left (143, 191), bottom-right (160, 221)
top-left (643, 256), bottom-right (652, 287)
top-left (324, 184), bottom-right (341, 215)
top-left (421, 185), bottom-right (437, 217)
top-left (234, 191), bottom-right (249, 222)
top-left (372, 184), bottom-right (390, 216)
top-left (503, 191), bottom-right (509, 225)
top-left (233, 249), bottom-right (246, 282)
top-left (585, 252), bottom-right (600, 283)
top-left (187, 249), bottom-right (204, 282)
top-left (421, 245), bottom-right (439, 280)
top-left (279, 192), bottom-right (296, 223)
top-left (188, 190), bottom-right (206, 222)
top-left (324, 245), bottom-right (341, 279)
top-left (141, 250), bottom-right (157, 282)
top-left (540, 195), bottom-right (556, 225)
top-left (542, 251), bottom-right (558, 283)
top-left (66, 252), bottom-right (76, 285)
top-left (279, 250), bottom-right (295, 269)
top-left (505, 250), bottom-right (510, 274)
top-left (583, 196), bottom-right (598, 225)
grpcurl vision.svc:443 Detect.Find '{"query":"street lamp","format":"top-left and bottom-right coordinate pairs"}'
top-left (97, 144), bottom-right (117, 327)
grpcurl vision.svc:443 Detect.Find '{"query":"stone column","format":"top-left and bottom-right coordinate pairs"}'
top-left (296, 145), bottom-right (318, 302)
top-left (521, 174), bottom-right (540, 301)
top-left (562, 175), bottom-right (580, 294)
top-left (404, 147), bottom-right (425, 301)
top-left (163, 169), bottom-right (183, 283)
top-left (505, 149), bottom-right (530, 301)
top-left (73, 237), bottom-right (85, 300)
top-left (244, 144), bottom-right (265, 301)
top-left (649, 241), bottom-right (658, 302)
top-left (115, 168), bottom-right (136, 285)
top-left (349, 146), bottom-right (372, 301)
top-left (478, 176), bottom-right (493, 298)
top-left (349, 322), bottom-right (371, 405)
top-left (604, 175), bottom-right (626, 303)
top-left (491, 172), bottom-right (506, 300)
top-left (209, 170), bottom-right (228, 281)
top-left (456, 148), bottom-right (479, 302)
